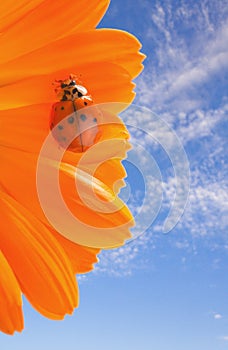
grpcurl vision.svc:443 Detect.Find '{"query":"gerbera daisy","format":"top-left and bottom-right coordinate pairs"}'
top-left (0, 0), bottom-right (144, 334)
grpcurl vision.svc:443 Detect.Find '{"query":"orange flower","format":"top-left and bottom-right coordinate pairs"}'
top-left (0, 0), bottom-right (144, 334)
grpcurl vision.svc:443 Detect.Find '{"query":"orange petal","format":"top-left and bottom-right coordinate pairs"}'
top-left (52, 232), bottom-right (101, 274)
top-left (0, 0), bottom-right (43, 31)
top-left (0, 102), bottom-right (130, 153)
top-left (0, 250), bottom-right (24, 334)
top-left (0, 146), bottom-right (133, 248)
top-left (0, 62), bottom-right (135, 110)
top-left (58, 162), bottom-right (133, 247)
top-left (63, 109), bottom-right (131, 191)
top-left (0, 0), bottom-right (110, 64)
top-left (0, 29), bottom-right (145, 86)
top-left (1, 104), bottom-right (131, 193)
top-left (94, 159), bottom-right (127, 194)
top-left (39, 156), bottom-right (134, 248)
top-left (0, 190), bottom-right (79, 319)
top-left (64, 153), bottom-right (128, 194)
top-left (0, 104), bottom-right (50, 153)
top-left (0, 103), bottom-right (101, 271)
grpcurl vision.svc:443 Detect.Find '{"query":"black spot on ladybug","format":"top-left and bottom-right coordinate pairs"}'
top-left (93, 118), bottom-right (97, 123)
top-left (58, 124), bottom-right (64, 130)
top-left (69, 81), bottom-right (76, 86)
top-left (68, 116), bottom-right (75, 124)
top-left (84, 101), bottom-right (88, 106)
top-left (62, 95), bottom-right (68, 101)
top-left (64, 90), bottom-right (71, 95)
top-left (80, 114), bottom-right (87, 121)
top-left (61, 83), bottom-right (67, 88)
top-left (78, 92), bottom-right (83, 98)
top-left (61, 106), bottom-right (64, 110)
top-left (72, 88), bottom-right (78, 94)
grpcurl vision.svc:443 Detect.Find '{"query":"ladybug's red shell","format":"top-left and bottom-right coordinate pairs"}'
top-left (50, 96), bottom-right (101, 152)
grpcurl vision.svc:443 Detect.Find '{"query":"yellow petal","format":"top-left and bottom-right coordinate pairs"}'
top-left (0, 190), bottom-right (79, 319)
top-left (0, 250), bottom-right (24, 334)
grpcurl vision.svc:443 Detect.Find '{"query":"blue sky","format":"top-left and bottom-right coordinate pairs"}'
top-left (1, 0), bottom-right (228, 349)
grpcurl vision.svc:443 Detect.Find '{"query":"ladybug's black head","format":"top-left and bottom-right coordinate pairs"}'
top-left (61, 79), bottom-right (76, 89)
top-left (54, 75), bottom-right (89, 101)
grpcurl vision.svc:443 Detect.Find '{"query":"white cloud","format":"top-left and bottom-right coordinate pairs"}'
top-left (88, 173), bottom-right (227, 276)
top-left (151, 3), bottom-right (171, 43)
top-left (92, 148), bottom-right (227, 276)
top-left (86, 1), bottom-right (228, 277)
top-left (214, 313), bottom-right (223, 319)
top-left (175, 105), bottom-right (228, 144)
top-left (174, 241), bottom-right (190, 249)
top-left (94, 104), bottom-right (227, 276)
top-left (220, 336), bottom-right (228, 341)
top-left (77, 274), bottom-right (88, 283)
top-left (176, 171), bottom-right (228, 239)
top-left (164, 25), bottom-right (228, 99)
top-left (136, 2), bottom-right (228, 114)
top-left (93, 237), bottom-right (151, 277)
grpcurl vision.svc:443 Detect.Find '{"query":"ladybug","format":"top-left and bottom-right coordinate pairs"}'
top-left (50, 74), bottom-right (102, 152)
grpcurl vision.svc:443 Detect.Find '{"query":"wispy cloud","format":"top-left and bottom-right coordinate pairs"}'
top-left (89, 1), bottom-right (228, 277)
top-left (175, 105), bottom-right (228, 144)
top-left (94, 104), bottom-right (227, 276)
top-left (93, 237), bottom-right (152, 277)
top-left (136, 0), bottom-right (228, 113)
top-left (92, 156), bottom-right (227, 276)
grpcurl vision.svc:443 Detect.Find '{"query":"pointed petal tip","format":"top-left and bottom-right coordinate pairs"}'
top-left (0, 190), bottom-right (80, 322)
top-left (1, 316), bottom-right (24, 336)
top-left (0, 250), bottom-right (24, 335)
